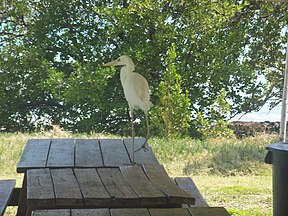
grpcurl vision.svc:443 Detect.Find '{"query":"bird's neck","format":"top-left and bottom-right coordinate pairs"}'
top-left (120, 64), bottom-right (134, 84)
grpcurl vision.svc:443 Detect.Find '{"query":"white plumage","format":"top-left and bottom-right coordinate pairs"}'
top-left (104, 55), bottom-right (152, 163)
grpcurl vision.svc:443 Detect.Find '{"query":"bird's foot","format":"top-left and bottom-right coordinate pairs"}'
top-left (135, 143), bottom-right (149, 152)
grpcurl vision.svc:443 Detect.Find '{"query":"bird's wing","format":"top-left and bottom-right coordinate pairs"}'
top-left (129, 73), bottom-right (150, 101)
top-left (123, 72), bottom-right (152, 112)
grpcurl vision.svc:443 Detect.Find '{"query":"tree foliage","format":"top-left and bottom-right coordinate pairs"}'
top-left (195, 89), bottom-right (235, 139)
top-left (151, 43), bottom-right (191, 138)
top-left (0, 0), bottom-right (287, 136)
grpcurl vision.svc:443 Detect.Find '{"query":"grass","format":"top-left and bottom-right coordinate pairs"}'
top-left (0, 127), bottom-right (278, 216)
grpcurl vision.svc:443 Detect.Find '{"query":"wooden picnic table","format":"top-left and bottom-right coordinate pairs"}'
top-left (31, 207), bottom-right (231, 216)
top-left (17, 138), bottom-right (158, 172)
top-left (16, 138), bottom-right (195, 216)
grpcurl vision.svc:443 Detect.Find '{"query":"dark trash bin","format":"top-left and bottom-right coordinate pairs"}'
top-left (265, 143), bottom-right (288, 216)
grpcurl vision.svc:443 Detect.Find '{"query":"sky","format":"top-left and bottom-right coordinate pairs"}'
top-left (230, 103), bottom-right (281, 122)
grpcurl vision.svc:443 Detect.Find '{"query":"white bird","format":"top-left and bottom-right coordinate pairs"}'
top-left (104, 55), bottom-right (153, 163)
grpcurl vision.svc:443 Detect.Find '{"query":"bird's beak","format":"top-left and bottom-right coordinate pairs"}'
top-left (103, 60), bottom-right (117, 67)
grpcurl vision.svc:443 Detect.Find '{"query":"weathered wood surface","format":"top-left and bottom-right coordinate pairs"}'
top-left (149, 208), bottom-right (191, 216)
top-left (50, 169), bottom-right (82, 206)
top-left (27, 169), bottom-right (55, 207)
top-left (32, 209), bottom-right (70, 216)
top-left (100, 139), bottom-right (131, 166)
top-left (75, 139), bottom-right (103, 167)
top-left (72, 209), bottom-right (110, 216)
top-left (17, 139), bottom-right (51, 172)
top-left (17, 138), bottom-right (159, 173)
top-left (188, 207), bottom-right (231, 216)
top-left (32, 207), bottom-right (231, 216)
top-left (143, 164), bottom-right (195, 205)
top-left (74, 168), bottom-right (111, 206)
top-left (47, 139), bottom-right (74, 168)
top-left (97, 167), bottom-right (139, 207)
top-left (174, 177), bottom-right (209, 207)
top-left (27, 165), bottom-right (195, 210)
top-left (110, 208), bottom-right (150, 216)
top-left (0, 179), bottom-right (15, 216)
top-left (119, 165), bottom-right (166, 205)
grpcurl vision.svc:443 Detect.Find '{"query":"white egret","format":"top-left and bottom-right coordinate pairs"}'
top-left (104, 55), bottom-right (153, 163)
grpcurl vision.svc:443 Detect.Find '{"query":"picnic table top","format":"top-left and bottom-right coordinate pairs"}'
top-left (27, 165), bottom-right (195, 209)
top-left (17, 138), bottom-right (159, 173)
top-left (32, 207), bottom-right (231, 216)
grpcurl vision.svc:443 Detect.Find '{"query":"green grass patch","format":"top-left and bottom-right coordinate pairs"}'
top-left (150, 133), bottom-right (277, 176)
top-left (193, 175), bottom-right (272, 216)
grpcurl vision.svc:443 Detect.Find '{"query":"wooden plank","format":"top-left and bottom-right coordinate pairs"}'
top-left (75, 139), bottom-right (103, 167)
top-left (143, 165), bottom-right (195, 205)
top-left (97, 168), bottom-right (139, 207)
top-left (17, 139), bottom-right (51, 172)
top-left (149, 208), bottom-right (192, 216)
top-left (74, 168), bottom-right (111, 206)
top-left (119, 165), bottom-right (167, 205)
top-left (32, 209), bottom-right (70, 216)
top-left (110, 208), bottom-right (150, 216)
top-left (174, 177), bottom-right (208, 207)
top-left (0, 179), bottom-right (15, 216)
top-left (50, 168), bottom-right (83, 206)
top-left (100, 139), bottom-right (131, 166)
top-left (27, 169), bottom-right (55, 207)
top-left (123, 138), bottom-right (159, 164)
top-left (47, 139), bottom-right (74, 167)
top-left (72, 209), bottom-right (110, 216)
top-left (188, 207), bottom-right (231, 216)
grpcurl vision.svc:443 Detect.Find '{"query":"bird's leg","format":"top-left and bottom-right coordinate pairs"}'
top-left (131, 111), bottom-right (136, 164)
top-left (135, 113), bottom-right (150, 152)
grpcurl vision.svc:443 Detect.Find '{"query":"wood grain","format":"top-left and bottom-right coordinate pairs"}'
top-left (47, 139), bottom-right (75, 167)
top-left (31, 207), bottom-right (231, 216)
top-left (50, 168), bottom-right (82, 206)
top-left (17, 139), bottom-right (51, 172)
top-left (72, 209), bottom-right (110, 216)
top-left (0, 179), bottom-right (15, 216)
top-left (149, 208), bottom-right (192, 216)
top-left (100, 139), bottom-right (131, 166)
top-left (74, 168), bottom-right (111, 206)
top-left (143, 164), bottom-right (195, 205)
top-left (188, 207), bottom-right (231, 216)
top-left (27, 169), bottom-right (55, 207)
top-left (75, 139), bottom-right (103, 167)
top-left (97, 168), bottom-right (139, 207)
top-left (32, 209), bottom-right (70, 216)
top-left (120, 165), bottom-right (166, 205)
top-left (110, 208), bottom-right (150, 216)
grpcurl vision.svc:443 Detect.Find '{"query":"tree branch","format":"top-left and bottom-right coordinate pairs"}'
top-left (0, 31), bottom-right (26, 37)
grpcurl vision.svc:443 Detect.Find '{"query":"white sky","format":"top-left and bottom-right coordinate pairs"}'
top-left (230, 103), bottom-right (281, 122)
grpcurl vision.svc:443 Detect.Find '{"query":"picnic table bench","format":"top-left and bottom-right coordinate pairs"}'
top-left (12, 138), bottom-right (230, 216)
top-left (0, 179), bottom-right (16, 216)
top-left (26, 165), bottom-right (194, 211)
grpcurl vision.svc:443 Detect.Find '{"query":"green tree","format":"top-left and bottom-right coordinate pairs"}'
top-left (0, 0), bottom-right (287, 134)
top-left (195, 88), bottom-right (234, 139)
top-left (151, 44), bottom-right (191, 138)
